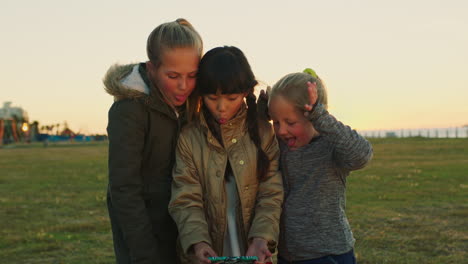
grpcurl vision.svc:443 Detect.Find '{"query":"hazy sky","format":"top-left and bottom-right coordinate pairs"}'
top-left (1, 0), bottom-right (467, 134)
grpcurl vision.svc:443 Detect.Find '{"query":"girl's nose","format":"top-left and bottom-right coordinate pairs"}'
top-left (217, 99), bottom-right (226, 112)
top-left (179, 77), bottom-right (188, 91)
top-left (277, 124), bottom-right (287, 136)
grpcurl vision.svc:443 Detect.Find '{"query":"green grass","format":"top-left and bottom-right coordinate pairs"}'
top-left (348, 138), bottom-right (468, 264)
top-left (0, 142), bottom-right (113, 264)
top-left (0, 138), bottom-right (467, 263)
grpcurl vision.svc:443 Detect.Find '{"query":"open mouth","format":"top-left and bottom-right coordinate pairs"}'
top-left (217, 118), bottom-right (227, 124)
top-left (284, 137), bottom-right (296, 147)
top-left (175, 95), bottom-right (188, 102)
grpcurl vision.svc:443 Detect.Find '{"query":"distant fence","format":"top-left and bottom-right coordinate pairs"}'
top-left (359, 127), bottom-right (468, 138)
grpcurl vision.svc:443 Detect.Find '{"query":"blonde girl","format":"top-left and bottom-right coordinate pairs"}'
top-left (104, 18), bottom-right (203, 264)
top-left (267, 69), bottom-right (373, 264)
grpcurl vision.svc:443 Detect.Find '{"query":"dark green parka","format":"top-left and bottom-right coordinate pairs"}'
top-left (104, 63), bottom-right (185, 264)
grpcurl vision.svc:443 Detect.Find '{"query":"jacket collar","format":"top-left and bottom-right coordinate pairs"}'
top-left (200, 103), bottom-right (247, 149)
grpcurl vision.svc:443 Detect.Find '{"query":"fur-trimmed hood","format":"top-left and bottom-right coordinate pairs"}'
top-left (103, 63), bottom-right (178, 119)
top-left (103, 63), bottom-right (150, 101)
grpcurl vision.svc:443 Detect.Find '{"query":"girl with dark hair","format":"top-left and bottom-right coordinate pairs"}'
top-left (169, 46), bottom-right (283, 264)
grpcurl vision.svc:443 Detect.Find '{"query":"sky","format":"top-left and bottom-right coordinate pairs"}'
top-left (1, 0), bottom-right (467, 134)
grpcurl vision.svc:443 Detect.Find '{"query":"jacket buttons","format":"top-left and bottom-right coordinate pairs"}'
top-left (239, 160), bottom-right (244, 165)
top-left (231, 138), bottom-right (237, 143)
top-left (216, 171), bottom-right (221, 177)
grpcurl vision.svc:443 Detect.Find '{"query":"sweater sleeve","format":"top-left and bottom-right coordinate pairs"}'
top-left (248, 123), bottom-right (284, 251)
top-left (168, 130), bottom-right (212, 254)
top-left (308, 104), bottom-right (373, 171)
top-left (107, 99), bottom-right (158, 263)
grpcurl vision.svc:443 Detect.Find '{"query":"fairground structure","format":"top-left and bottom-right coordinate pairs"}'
top-left (0, 102), bottom-right (32, 145)
top-left (1, 102), bottom-right (107, 146)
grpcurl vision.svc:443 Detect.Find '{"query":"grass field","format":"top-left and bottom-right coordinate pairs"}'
top-left (0, 138), bottom-right (467, 263)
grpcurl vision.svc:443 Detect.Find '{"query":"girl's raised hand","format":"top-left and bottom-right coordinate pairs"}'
top-left (257, 86), bottom-right (271, 121)
top-left (304, 81), bottom-right (318, 115)
top-left (258, 87), bottom-right (269, 101)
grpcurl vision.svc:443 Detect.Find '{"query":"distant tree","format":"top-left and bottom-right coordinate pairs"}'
top-left (47, 125), bottom-right (54, 135)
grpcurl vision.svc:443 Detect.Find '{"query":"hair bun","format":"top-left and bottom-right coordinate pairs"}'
top-left (176, 18), bottom-right (193, 27)
top-left (303, 68), bottom-right (318, 78)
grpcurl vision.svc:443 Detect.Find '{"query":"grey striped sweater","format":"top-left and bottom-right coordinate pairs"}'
top-left (278, 103), bottom-right (373, 261)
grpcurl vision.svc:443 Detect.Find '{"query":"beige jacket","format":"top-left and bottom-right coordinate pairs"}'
top-left (169, 105), bottom-right (283, 260)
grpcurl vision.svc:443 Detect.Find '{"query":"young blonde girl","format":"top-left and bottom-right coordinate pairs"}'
top-left (104, 18), bottom-right (202, 264)
top-left (169, 46), bottom-right (283, 264)
top-left (267, 69), bottom-right (373, 264)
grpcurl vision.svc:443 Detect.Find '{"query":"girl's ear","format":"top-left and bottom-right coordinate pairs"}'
top-left (146, 61), bottom-right (159, 83)
top-left (146, 61), bottom-right (156, 72)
